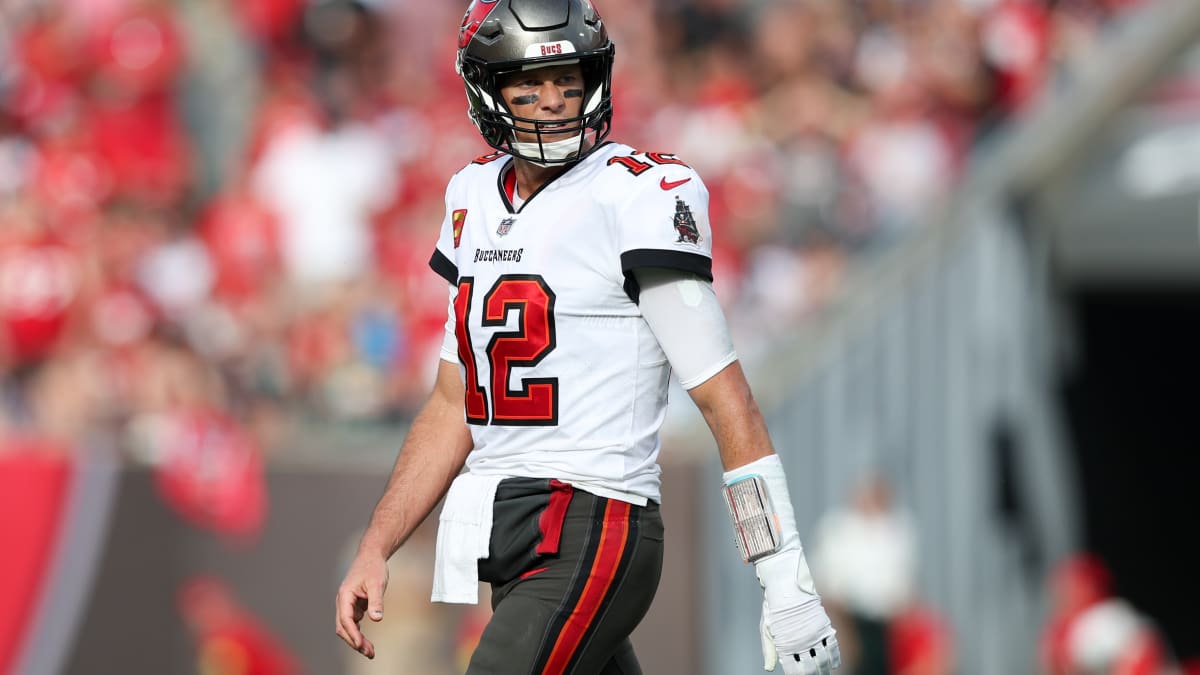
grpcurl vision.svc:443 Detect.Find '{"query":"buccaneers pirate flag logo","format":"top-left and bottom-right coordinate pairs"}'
top-left (672, 196), bottom-right (700, 245)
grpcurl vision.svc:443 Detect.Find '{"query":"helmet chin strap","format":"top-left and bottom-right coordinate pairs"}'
top-left (510, 133), bottom-right (585, 167)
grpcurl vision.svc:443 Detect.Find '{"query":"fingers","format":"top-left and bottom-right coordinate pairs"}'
top-left (335, 588), bottom-right (375, 659)
top-left (770, 642), bottom-right (840, 675)
top-left (815, 635), bottom-right (838, 673)
top-left (778, 651), bottom-right (818, 675)
top-left (762, 641), bottom-right (778, 672)
top-left (783, 636), bottom-right (839, 675)
top-left (335, 557), bottom-right (389, 660)
top-left (367, 578), bottom-right (386, 622)
top-left (358, 634), bottom-right (376, 660)
top-left (779, 653), bottom-right (804, 675)
top-left (760, 601), bottom-right (778, 672)
top-left (334, 588), bottom-right (363, 649)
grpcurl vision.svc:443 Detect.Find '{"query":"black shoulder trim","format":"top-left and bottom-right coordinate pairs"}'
top-left (619, 249), bottom-right (713, 303)
top-left (620, 249), bottom-right (713, 279)
top-left (429, 249), bottom-right (458, 285)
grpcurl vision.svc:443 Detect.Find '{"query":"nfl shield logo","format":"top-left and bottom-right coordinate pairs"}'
top-left (497, 217), bottom-right (516, 237)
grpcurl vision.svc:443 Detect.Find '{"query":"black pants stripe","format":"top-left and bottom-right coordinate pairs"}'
top-left (467, 479), bottom-right (664, 675)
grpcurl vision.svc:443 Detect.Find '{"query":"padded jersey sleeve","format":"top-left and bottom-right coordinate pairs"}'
top-left (614, 164), bottom-right (714, 301)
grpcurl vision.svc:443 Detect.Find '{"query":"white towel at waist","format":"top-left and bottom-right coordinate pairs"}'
top-left (431, 472), bottom-right (504, 604)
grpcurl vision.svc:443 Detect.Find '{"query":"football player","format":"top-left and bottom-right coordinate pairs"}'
top-left (334, 0), bottom-right (841, 673)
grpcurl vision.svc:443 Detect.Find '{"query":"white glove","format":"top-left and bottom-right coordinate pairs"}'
top-left (756, 546), bottom-right (841, 674)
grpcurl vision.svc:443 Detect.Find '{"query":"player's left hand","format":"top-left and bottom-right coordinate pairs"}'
top-left (756, 549), bottom-right (841, 674)
top-left (335, 552), bottom-right (390, 660)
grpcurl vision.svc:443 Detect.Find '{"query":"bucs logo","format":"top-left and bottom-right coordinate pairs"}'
top-left (672, 196), bottom-right (700, 245)
top-left (452, 209), bottom-right (468, 248)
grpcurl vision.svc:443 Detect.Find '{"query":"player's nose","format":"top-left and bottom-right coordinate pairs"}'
top-left (538, 82), bottom-right (565, 112)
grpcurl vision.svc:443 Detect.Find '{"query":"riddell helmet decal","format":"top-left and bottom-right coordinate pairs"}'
top-left (672, 196), bottom-right (701, 245)
top-left (453, 209), bottom-right (468, 248)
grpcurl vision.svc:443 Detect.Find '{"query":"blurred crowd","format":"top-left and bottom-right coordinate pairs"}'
top-left (0, 0), bottom-right (1140, 462)
top-left (810, 474), bottom-right (1188, 675)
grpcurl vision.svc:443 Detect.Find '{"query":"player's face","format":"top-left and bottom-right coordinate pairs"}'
top-left (497, 63), bottom-right (585, 143)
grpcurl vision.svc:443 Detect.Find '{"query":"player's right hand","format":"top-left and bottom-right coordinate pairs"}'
top-left (335, 553), bottom-right (390, 660)
top-left (760, 598), bottom-right (840, 675)
top-left (756, 549), bottom-right (841, 674)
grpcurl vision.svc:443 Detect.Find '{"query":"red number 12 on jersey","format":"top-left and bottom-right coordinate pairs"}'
top-left (455, 274), bottom-right (558, 426)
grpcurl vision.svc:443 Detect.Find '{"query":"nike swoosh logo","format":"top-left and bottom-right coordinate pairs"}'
top-left (660, 176), bottom-right (692, 191)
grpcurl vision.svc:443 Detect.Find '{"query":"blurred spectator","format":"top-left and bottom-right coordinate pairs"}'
top-left (114, 333), bottom-right (271, 541)
top-left (656, 0), bottom-right (749, 57)
top-left (250, 87), bottom-right (394, 288)
top-left (812, 473), bottom-right (919, 675)
top-left (889, 602), bottom-right (956, 675)
top-left (176, 0), bottom-right (260, 200)
top-left (86, 0), bottom-right (192, 208)
top-left (0, 196), bottom-right (82, 369)
top-left (196, 179), bottom-right (282, 306)
top-left (178, 575), bottom-right (301, 675)
top-left (136, 220), bottom-right (215, 321)
top-left (846, 28), bottom-right (958, 241)
top-left (148, 405), bottom-right (269, 542)
top-left (1040, 553), bottom-right (1176, 675)
top-left (981, 0), bottom-right (1053, 113)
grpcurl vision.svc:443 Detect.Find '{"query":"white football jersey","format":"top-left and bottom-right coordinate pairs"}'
top-left (429, 142), bottom-right (713, 504)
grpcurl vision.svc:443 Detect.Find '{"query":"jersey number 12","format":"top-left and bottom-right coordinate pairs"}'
top-left (455, 274), bottom-right (558, 426)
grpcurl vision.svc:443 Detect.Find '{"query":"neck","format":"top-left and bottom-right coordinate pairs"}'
top-left (511, 158), bottom-right (569, 199)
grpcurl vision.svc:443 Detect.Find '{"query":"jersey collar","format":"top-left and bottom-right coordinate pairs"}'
top-left (495, 142), bottom-right (615, 214)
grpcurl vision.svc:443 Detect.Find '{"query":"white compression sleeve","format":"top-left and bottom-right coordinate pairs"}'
top-left (633, 267), bottom-right (737, 390)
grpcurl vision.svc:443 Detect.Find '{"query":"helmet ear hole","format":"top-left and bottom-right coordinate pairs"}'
top-left (465, 64), bottom-right (485, 87)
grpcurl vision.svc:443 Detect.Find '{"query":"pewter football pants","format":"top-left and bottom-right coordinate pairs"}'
top-left (467, 478), bottom-right (664, 675)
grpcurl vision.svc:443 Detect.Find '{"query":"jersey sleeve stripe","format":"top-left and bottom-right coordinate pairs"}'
top-left (619, 249), bottom-right (713, 280)
top-left (429, 249), bottom-right (458, 284)
top-left (619, 249), bottom-right (712, 303)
